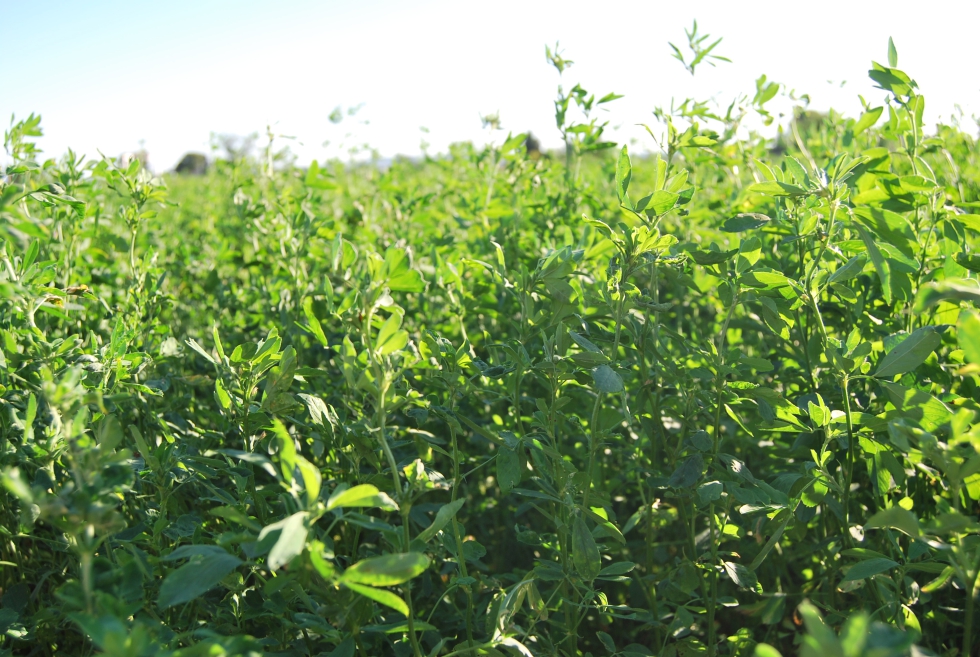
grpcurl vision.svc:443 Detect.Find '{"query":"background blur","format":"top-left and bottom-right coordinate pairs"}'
top-left (2, 0), bottom-right (978, 171)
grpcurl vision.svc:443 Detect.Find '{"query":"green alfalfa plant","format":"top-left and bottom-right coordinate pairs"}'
top-left (669, 20), bottom-right (730, 77)
top-left (500, 145), bottom-right (692, 654)
top-left (330, 242), bottom-right (435, 656)
top-left (754, 599), bottom-right (916, 657)
top-left (186, 326), bottom-right (296, 450)
top-left (2, 378), bottom-right (132, 614)
top-left (546, 43), bottom-right (621, 217)
top-left (417, 331), bottom-right (482, 653)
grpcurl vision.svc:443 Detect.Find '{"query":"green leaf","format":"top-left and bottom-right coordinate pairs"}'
top-left (848, 554), bottom-right (896, 573)
top-left (747, 181), bottom-right (807, 197)
top-left (640, 190), bottom-right (679, 216)
top-left (954, 253), bottom-right (980, 273)
top-left (722, 213), bottom-right (770, 232)
top-left (302, 297), bottom-right (328, 346)
top-left (668, 454), bottom-right (704, 488)
top-left (841, 557), bottom-right (898, 582)
top-left (382, 247), bottom-right (425, 292)
top-left (880, 381), bottom-right (952, 433)
top-left (24, 393), bottom-right (36, 442)
top-left (597, 630), bottom-right (617, 654)
top-left (571, 516), bottom-right (601, 582)
top-left (387, 269), bottom-right (425, 293)
top-left (326, 484), bottom-right (398, 511)
top-left (343, 581), bottom-right (409, 615)
top-left (615, 146), bottom-right (631, 207)
top-left (753, 643), bottom-right (783, 657)
top-left (259, 511), bottom-right (309, 571)
top-left (697, 480), bottom-right (723, 504)
top-left (689, 430), bottom-right (713, 451)
top-left (185, 338), bottom-right (216, 364)
top-left (958, 311), bottom-right (980, 365)
top-left (598, 561), bottom-right (635, 577)
top-left (592, 364), bottom-right (624, 393)
top-left (924, 511), bottom-right (980, 535)
top-left (887, 37), bottom-right (898, 68)
top-left (209, 506), bottom-right (261, 532)
top-left (158, 551), bottom-right (242, 608)
top-left (873, 327), bottom-right (940, 378)
top-left (691, 248), bottom-right (738, 265)
top-left (739, 357), bottom-right (774, 372)
top-left (915, 279), bottom-right (980, 311)
top-left (376, 312), bottom-right (409, 355)
top-left (856, 225), bottom-right (891, 304)
top-left (797, 601), bottom-right (842, 657)
top-left (272, 419), bottom-right (297, 483)
top-left (1, 467), bottom-right (32, 503)
top-left (921, 566), bottom-right (956, 593)
top-left (496, 446), bottom-right (521, 494)
top-left (852, 207), bottom-right (915, 257)
top-left (131, 427), bottom-right (159, 471)
top-left (584, 507), bottom-right (627, 545)
top-left (341, 552), bottom-right (430, 587)
top-left (214, 448), bottom-right (276, 477)
top-left (808, 395), bottom-right (830, 427)
top-left (569, 330), bottom-right (601, 353)
top-left (297, 458), bottom-right (322, 507)
top-left (748, 514), bottom-right (792, 572)
top-left (868, 62), bottom-right (916, 97)
top-left (163, 545), bottom-right (231, 561)
top-left (723, 561), bottom-right (758, 589)
top-left (828, 254), bottom-right (867, 284)
top-left (416, 498), bottom-right (466, 543)
top-left (214, 377), bottom-right (231, 410)
top-left (864, 506), bottom-right (921, 537)
top-left (853, 107), bottom-right (883, 135)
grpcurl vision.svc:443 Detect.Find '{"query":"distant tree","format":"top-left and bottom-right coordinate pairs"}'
top-left (524, 132), bottom-right (541, 158)
top-left (174, 152), bottom-right (208, 175)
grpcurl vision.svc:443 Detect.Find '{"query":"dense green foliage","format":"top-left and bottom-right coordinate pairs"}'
top-left (3, 37), bottom-right (980, 657)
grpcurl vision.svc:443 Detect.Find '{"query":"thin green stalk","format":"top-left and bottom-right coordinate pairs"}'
top-left (963, 578), bottom-right (976, 655)
top-left (584, 283), bottom-right (627, 509)
top-left (706, 501), bottom-right (721, 657)
top-left (448, 394), bottom-right (476, 654)
top-left (582, 391), bottom-right (603, 510)
top-left (965, 566), bottom-right (979, 657)
top-left (80, 549), bottom-right (93, 614)
top-left (704, 285), bottom-right (739, 657)
top-left (794, 308), bottom-right (818, 394)
top-left (967, 595), bottom-right (977, 657)
top-left (840, 377), bottom-right (858, 531)
top-left (401, 512), bottom-right (424, 657)
top-left (909, 209), bottom-right (940, 332)
top-left (712, 286), bottom-right (740, 455)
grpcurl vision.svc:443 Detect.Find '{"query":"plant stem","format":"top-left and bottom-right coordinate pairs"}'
top-left (401, 512), bottom-right (424, 657)
top-left (712, 286), bottom-right (740, 455)
top-left (706, 502), bottom-right (719, 657)
top-left (582, 391), bottom-right (603, 510)
top-left (965, 572), bottom-right (978, 657)
top-left (448, 395), bottom-right (476, 653)
top-left (841, 376), bottom-right (858, 532)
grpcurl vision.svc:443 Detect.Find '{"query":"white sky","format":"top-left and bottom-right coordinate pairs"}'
top-left (2, 0), bottom-right (978, 171)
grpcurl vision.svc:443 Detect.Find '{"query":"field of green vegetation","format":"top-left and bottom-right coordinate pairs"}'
top-left (2, 34), bottom-right (980, 657)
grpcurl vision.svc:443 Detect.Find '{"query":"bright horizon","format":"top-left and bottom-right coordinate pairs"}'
top-left (3, 0), bottom-right (979, 171)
